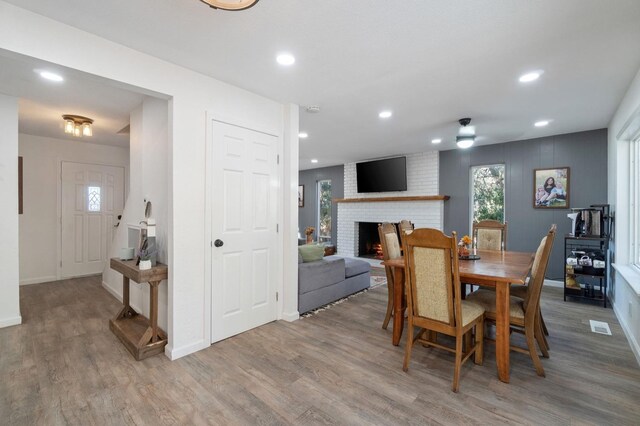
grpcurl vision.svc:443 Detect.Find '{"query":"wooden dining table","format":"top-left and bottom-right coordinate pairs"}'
top-left (382, 249), bottom-right (534, 383)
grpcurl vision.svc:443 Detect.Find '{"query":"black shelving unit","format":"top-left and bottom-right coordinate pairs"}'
top-left (563, 204), bottom-right (611, 308)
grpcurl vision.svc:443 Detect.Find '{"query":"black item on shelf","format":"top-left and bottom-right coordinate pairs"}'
top-left (569, 204), bottom-right (610, 238)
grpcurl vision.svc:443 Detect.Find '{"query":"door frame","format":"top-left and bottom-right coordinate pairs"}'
top-left (57, 159), bottom-right (128, 280)
top-left (204, 113), bottom-right (284, 344)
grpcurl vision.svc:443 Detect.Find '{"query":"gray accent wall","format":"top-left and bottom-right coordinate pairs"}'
top-left (439, 129), bottom-right (608, 279)
top-left (298, 165), bottom-right (344, 245)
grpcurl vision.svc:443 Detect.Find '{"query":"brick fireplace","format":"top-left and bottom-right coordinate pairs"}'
top-left (336, 152), bottom-right (447, 258)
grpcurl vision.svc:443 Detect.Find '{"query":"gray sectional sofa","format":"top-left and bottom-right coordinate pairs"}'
top-left (298, 254), bottom-right (371, 314)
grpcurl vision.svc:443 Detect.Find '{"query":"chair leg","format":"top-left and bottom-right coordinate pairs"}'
top-left (540, 308), bottom-right (549, 337)
top-left (403, 322), bottom-right (413, 372)
top-left (474, 318), bottom-right (484, 366)
top-left (464, 330), bottom-right (472, 353)
top-left (452, 333), bottom-right (463, 392)
top-left (535, 315), bottom-right (549, 358)
top-left (525, 326), bottom-right (545, 377)
top-left (382, 280), bottom-right (394, 330)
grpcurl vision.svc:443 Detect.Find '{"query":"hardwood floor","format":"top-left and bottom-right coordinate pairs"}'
top-left (2, 275), bottom-right (639, 425)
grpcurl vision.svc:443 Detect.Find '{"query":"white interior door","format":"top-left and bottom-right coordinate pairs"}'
top-left (211, 121), bottom-right (278, 343)
top-left (61, 162), bottom-right (125, 278)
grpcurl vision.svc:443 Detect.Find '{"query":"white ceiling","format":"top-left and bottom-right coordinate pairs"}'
top-left (0, 50), bottom-right (144, 147)
top-left (7, 0), bottom-right (640, 167)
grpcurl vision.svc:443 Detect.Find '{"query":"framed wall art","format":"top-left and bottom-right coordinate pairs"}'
top-left (534, 167), bottom-right (569, 209)
top-left (298, 185), bottom-right (304, 208)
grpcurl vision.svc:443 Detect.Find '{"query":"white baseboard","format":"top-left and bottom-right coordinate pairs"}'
top-left (613, 301), bottom-right (640, 366)
top-left (0, 315), bottom-right (22, 328)
top-left (20, 276), bottom-right (58, 286)
top-left (280, 310), bottom-right (300, 322)
top-left (543, 279), bottom-right (564, 288)
top-left (165, 339), bottom-right (209, 360)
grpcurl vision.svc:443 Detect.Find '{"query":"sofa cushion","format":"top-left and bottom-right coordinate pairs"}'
top-left (298, 244), bottom-right (325, 262)
top-left (343, 257), bottom-right (371, 278)
top-left (298, 257), bottom-right (345, 294)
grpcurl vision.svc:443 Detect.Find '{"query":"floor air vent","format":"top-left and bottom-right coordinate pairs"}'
top-left (589, 320), bottom-right (612, 335)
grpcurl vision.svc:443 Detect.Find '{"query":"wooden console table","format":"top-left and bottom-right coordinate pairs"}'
top-left (109, 258), bottom-right (168, 360)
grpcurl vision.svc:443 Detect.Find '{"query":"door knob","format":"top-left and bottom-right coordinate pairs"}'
top-left (214, 239), bottom-right (224, 248)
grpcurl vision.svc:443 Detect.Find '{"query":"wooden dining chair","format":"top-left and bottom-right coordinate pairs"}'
top-left (402, 228), bottom-right (485, 392)
top-left (473, 220), bottom-right (507, 251)
top-left (378, 222), bottom-right (402, 330)
top-left (466, 224), bottom-right (556, 377)
top-left (462, 220), bottom-right (508, 298)
top-left (399, 219), bottom-right (414, 234)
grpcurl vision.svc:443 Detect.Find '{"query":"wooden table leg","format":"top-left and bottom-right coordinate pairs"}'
top-left (495, 283), bottom-right (511, 383)
top-left (114, 276), bottom-right (135, 320)
top-left (392, 267), bottom-right (405, 346)
top-left (149, 280), bottom-right (160, 343)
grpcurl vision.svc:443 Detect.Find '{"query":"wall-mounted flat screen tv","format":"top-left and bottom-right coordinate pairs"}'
top-left (356, 156), bottom-right (407, 193)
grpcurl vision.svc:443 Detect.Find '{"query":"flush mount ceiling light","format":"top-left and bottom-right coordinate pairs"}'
top-left (298, 132), bottom-right (308, 139)
top-left (534, 120), bottom-right (550, 127)
top-left (311, 159), bottom-right (318, 163)
top-left (379, 110), bottom-right (392, 119)
top-left (200, 0), bottom-right (259, 10)
top-left (431, 138), bottom-right (442, 144)
top-left (38, 70), bottom-right (64, 82)
top-left (276, 53), bottom-right (295, 66)
top-left (519, 70), bottom-right (543, 83)
top-left (456, 118), bottom-right (475, 149)
top-left (62, 114), bottom-right (94, 137)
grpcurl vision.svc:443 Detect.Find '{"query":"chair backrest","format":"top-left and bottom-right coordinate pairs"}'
top-left (378, 222), bottom-right (400, 289)
top-left (399, 220), bottom-right (414, 233)
top-left (473, 220), bottom-right (508, 251)
top-left (523, 224), bottom-right (557, 320)
top-left (378, 222), bottom-right (401, 260)
top-left (398, 220), bottom-right (414, 247)
top-left (402, 228), bottom-right (462, 329)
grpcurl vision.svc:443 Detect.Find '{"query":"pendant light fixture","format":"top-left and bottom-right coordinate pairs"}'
top-left (200, 0), bottom-right (259, 11)
top-left (62, 115), bottom-right (94, 138)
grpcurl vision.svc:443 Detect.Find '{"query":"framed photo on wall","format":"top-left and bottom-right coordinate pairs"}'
top-left (534, 167), bottom-right (570, 209)
top-left (298, 185), bottom-right (304, 207)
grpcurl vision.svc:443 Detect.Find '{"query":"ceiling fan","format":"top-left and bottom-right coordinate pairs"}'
top-left (456, 118), bottom-right (476, 149)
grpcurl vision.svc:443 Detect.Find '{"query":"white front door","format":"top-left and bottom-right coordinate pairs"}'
top-left (211, 121), bottom-right (278, 343)
top-left (61, 162), bottom-right (125, 278)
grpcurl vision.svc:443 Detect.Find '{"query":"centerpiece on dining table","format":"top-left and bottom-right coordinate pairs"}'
top-left (458, 234), bottom-right (480, 260)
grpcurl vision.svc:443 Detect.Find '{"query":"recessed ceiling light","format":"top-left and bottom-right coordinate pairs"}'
top-left (311, 159), bottom-right (318, 163)
top-left (298, 132), bottom-right (308, 139)
top-left (38, 71), bottom-right (64, 82)
top-left (431, 138), bottom-right (442, 144)
top-left (519, 71), bottom-right (543, 83)
top-left (379, 110), bottom-right (392, 119)
top-left (276, 53), bottom-right (295, 66)
top-left (534, 120), bottom-right (550, 127)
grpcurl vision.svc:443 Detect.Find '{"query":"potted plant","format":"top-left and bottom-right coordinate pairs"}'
top-left (304, 226), bottom-right (315, 244)
top-left (138, 248), bottom-right (155, 270)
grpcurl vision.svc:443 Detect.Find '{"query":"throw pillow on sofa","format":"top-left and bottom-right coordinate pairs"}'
top-left (298, 244), bottom-right (325, 262)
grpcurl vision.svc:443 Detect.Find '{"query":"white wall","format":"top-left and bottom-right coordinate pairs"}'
top-left (338, 152), bottom-right (443, 257)
top-left (0, 94), bottom-right (21, 328)
top-left (608, 66), bottom-right (640, 364)
top-left (102, 97), bottom-right (169, 332)
top-left (18, 133), bottom-right (129, 285)
top-left (0, 2), bottom-right (297, 359)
